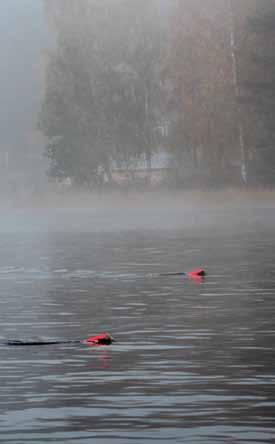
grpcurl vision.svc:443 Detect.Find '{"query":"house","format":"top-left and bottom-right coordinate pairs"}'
top-left (111, 150), bottom-right (174, 186)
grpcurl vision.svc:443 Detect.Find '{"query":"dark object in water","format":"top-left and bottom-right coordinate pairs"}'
top-left (5, 333), bottom-right (114, 347)
top-left (159, 272), bottom-right (186, 276)
top-left (6, 339), bottom-right (78, 346)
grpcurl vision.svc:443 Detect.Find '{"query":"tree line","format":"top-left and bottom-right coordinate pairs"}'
top-left (39, 0), bottom-right (275, 188)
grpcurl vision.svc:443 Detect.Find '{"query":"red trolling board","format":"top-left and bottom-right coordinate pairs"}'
top-left (187, 268), bottom-right (206, 283)
top-left (83, 332), bottom-right (114, 346)
top-left (187, 268), bottom-right (206, 278)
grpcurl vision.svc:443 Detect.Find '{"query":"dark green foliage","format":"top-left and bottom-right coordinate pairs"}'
top-left (40, 0), bottom-right (275, 188)
top-left (39, 0), bottom-right (165, 187)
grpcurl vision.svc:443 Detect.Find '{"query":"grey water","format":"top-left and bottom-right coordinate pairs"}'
top-left (1, 204), bottom-right (275, 443)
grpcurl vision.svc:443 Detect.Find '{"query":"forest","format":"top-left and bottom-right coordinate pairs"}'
top-left (39, 0), bottom-right (275, 189)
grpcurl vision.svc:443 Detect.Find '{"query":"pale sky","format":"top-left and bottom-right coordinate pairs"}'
top-left (0, 0), bottom-right (48, 146)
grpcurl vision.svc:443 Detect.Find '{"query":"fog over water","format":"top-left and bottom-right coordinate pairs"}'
top-left (1, 198), bottom-right (275, 443)
top-left (1, 189), bottom-right (275, 233)
top-left (1, 0), bottom-right (275, 443)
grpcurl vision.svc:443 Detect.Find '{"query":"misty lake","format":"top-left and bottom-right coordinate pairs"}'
top-left (1, 201), bottom-right (275, 443)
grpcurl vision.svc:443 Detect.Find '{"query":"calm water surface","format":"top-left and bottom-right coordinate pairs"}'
top-left (1, 206), bottom-right (275, 443)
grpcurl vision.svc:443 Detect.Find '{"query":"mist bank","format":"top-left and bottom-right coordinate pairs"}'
top-left (0, 188), bottom-right (275, 238)
top-left (2, 187), bottom-right (275, 210)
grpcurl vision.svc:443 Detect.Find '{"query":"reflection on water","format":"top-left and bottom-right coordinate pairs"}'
top-left (1, 208), bottom-right (275, 443)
